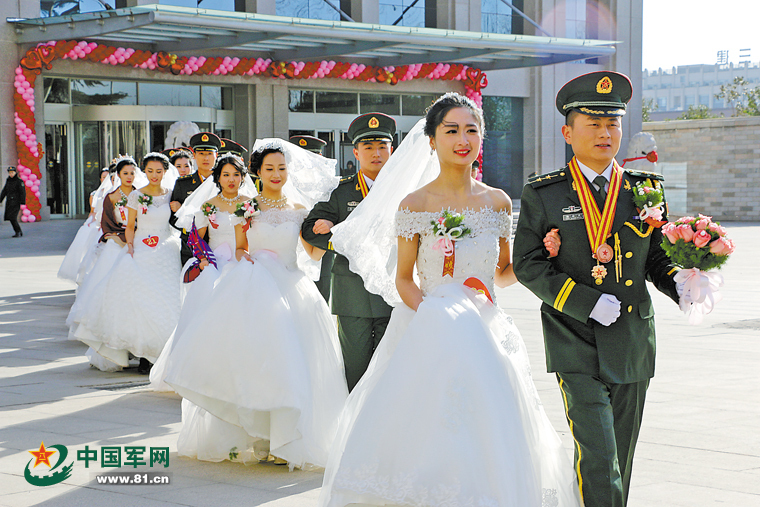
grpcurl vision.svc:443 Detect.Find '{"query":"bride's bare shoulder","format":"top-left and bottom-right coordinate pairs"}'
top-left (398, 186), bottom-right (431, 212)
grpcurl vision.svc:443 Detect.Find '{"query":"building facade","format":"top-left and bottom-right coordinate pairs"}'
top-left (1, 0), bottom-right (643, 220)
top-left (643, 61), bottom-right (760, 121)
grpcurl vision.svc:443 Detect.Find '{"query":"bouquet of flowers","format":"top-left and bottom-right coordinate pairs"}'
top-left (137, 194), bottom-right (152, 215)
top-left (234, 199), bottom-right (260, 231)
top-left (661, 214), bottom-right (734, 324)
top-left (632, 178), bottom-right (666, 229)
top-left (115, 195), bottom-right (129, 221)
top-left (200, 202), bottom-right (219, 229)
top-left (431, 210), bottom-right (471, 276)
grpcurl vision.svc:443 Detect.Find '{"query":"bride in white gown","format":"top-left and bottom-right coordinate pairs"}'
top-left (319, 93), bottom-right (579, 507)
top-left (163, 140), bottom-right (347, 468)
top-left (69, 153), bottom-right (180, 373)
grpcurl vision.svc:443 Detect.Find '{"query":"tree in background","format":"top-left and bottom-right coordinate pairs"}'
top-left (642, 97), bottom-right (658, 122)
top-left (715, 77), bottom-right (760, 116)
top-left (676, 105), bottom-right (719, 120)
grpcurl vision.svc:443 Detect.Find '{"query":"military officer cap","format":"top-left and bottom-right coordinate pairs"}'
top-left (189, 132), bottom-right (221, 152)
top-left (289, 135), bottom-right (327, 154)
top-left (556, 71), bottom-right (632, 117)
top-left (162, 147), bottom-right (194, 164)
top-left (347, 112), bottom-right (396, 145)
top-left (218, 138), bottom-right (248, 157)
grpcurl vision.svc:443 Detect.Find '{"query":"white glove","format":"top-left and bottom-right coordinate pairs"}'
top-left (676, 273), bottom-right (709, 304)
top-left (590, 294), bottom-right (621, 326)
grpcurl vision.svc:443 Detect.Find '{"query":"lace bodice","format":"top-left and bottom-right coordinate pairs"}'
top-left (246, 208), bottom-right (308, 270)
top-left (395, 208), bottom-right (512, 299)
top-left (127, 190), bottom-right (172, 236)
top-left (195, 210), bottom-right (243, 252)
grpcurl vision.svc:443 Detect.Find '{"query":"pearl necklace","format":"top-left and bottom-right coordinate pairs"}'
top-left (218, 193), bottom-right (239, 206)
top-left (258, 195), bottom-right (288, 208)
top-left (119, 188), bottom-right (129, 199)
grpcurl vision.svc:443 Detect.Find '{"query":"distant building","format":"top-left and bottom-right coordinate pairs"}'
top-left (643, 61), bottom-right (760, 120)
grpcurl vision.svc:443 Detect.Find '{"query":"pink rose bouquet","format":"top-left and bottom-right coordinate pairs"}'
top-left (661, 214), bottom-right (734, 271)
top-left (661, 213), bottom-right (734, 324)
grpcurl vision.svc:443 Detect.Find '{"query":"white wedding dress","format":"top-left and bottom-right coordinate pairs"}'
top-left (319, 208), bottom-right (580, 507)
top-left (58, 214), bottom-right (102, 283)
top-left (69, 190), bottom-right (181, 366)
top-left (163, 207), bottom-right (348, 468)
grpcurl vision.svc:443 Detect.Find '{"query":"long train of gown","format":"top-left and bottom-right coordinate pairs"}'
top-left (69, 190), bottom-right (181, 366)
top-left (319, 208), bottom-right (581, 507)
top-left (58, 215), bottom-right (102, 283)
top-left (163, 207), bottom-right (348, 468)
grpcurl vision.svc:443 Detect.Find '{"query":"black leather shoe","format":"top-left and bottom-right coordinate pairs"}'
top-left (12, 232), bottom-right (21, 238)
top-left (137, 358), bottom-right (153, 374)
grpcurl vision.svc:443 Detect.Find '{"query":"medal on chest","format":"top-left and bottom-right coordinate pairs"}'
top-left (567, 157), bottom-right (623, 285)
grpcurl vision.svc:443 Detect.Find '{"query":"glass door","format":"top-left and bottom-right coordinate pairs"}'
top-left (44, 124), bottom-right (70, 217)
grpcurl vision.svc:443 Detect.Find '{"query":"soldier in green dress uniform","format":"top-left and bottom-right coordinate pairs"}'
top-left (170, 132), bottom-right (220, 266)
top-left (289, 135), bottom-right (334, 303)
top-left (301, 113), bottom-right (396, 391)
top-left (218, 138), bottom-right (248, 159)
top-left (513, 72), bottom-right (684, 507)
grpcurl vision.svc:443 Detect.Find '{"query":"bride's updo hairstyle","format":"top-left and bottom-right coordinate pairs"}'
top-left (141, 152), bottom-right (170, 171)
top-left (424, 92), bottom-right (485, 138)
top-left (213, 154), bottom-right (248, 191)
top-left (249, 144), bottom-right (286, 176)
top-left (114, 155), bottom-right (138, 175)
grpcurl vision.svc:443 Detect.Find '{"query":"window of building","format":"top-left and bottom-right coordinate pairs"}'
top-left (202, 86), bottom-right (234, 110)
top-left (401, 94), bottom-right (437, 116)
top-left (41, 0), bottom-right (107, 17)
top-left (699, 94), bottom-right (710, 106)
top-left (673, 96), bottom-right (682, 109)
top-left (163, 0), bottom-right (235, 11)
top-left (714, 98), bottom-right (724, 108)
top-left (481, 0), bottom-right (513, 34)
top-left (657, 97), bottom-right (667, 109)
top-left (379, 0), bottom-right (426, 27)
top-left (360, 94), bottom-right (400, 115)
top-left (565, 0), bottom-right (586, 39)
top-left (481, 96), bottom-right (523, 198)
top-left (71, 79), bottom-right (137, 106)
top-left (43, 77), bottom-right (70, 104)
top-left (289, 90), bottom-right (315, 113)
top-left (138, 83), bottom-right (201, 107)
top-left (315, 91), bottom-right (357, 114)
top-left (685, 95), bottom-right (696, 107)
top-left (276, 0), bottom-right (340, 21)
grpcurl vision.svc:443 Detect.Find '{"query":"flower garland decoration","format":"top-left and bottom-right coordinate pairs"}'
top-left (14, 40), bottom-right (488, 220)
top-left (115, 194), bottom-right (129, 222)
top-left (431, 210), bottom-right (472, 276)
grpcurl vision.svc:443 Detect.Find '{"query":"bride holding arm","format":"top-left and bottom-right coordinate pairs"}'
top-left (320, 93), bottom-right (575, 507)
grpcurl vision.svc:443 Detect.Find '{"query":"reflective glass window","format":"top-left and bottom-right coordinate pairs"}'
top-left (289, 90), bottom-right (314, 112)
top-left (41, 0), bottom-right (107, 17)
top-left (161, 0), bottom-right (235, 11)
top-left (138, 83), bottom-right (201, 107)
top-left (481, 96), bottom-right (523, 198)
top-left (43, 77), bottom-right (70, 104)
top-left (360, 94), bottom-right (400, 115)
top-left (276, 0), bottom-right (339, 21)
top-left (401, 94), bottom-right (436, 116)
top-left (315, 91), bottom-right (357, 114)
top-left (71, 80), bottom-right (137, 105)
top-left (482, 0), bottom-right (513, 34)
top-left (380, 0), bottom-right (426, 27)
top-left (202, 86), bottom-right (234, 110)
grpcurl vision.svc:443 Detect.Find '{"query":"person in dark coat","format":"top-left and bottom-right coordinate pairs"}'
top-left (0, 167), bottom-right (26, 238)
top-left (513, 71), bottom-right (693, 507)
top-left (169, 132), bottom-right (220, 266)
top-left (301, 113), bottom-right (396, 391)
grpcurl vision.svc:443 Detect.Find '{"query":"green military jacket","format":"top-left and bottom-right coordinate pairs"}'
top-left (301, 173), bottom-right (392, 319)
top-left (170, 172), bottom-right (205, 263)
top-left (513, 164), bottom-right (680, 384)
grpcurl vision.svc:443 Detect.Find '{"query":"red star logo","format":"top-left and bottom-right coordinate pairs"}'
top-left (29, 442), bottom-right (56, 468)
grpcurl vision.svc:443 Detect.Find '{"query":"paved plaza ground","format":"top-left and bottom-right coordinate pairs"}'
top-left (0, 218), bottom-right (758, 507)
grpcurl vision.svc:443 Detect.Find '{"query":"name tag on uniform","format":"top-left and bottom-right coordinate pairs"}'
top-left (187, 191), bottom-right (193, 195)
top-left (563, 213), bottom-right (584, 221)
top-left (347, 201), bottom-right (359, 212)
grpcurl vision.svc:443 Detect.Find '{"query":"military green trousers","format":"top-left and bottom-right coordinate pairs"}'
top-left (337, 315), bottom-right (390, 391)
top-left (556, 372), bottom-right (649, 507)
